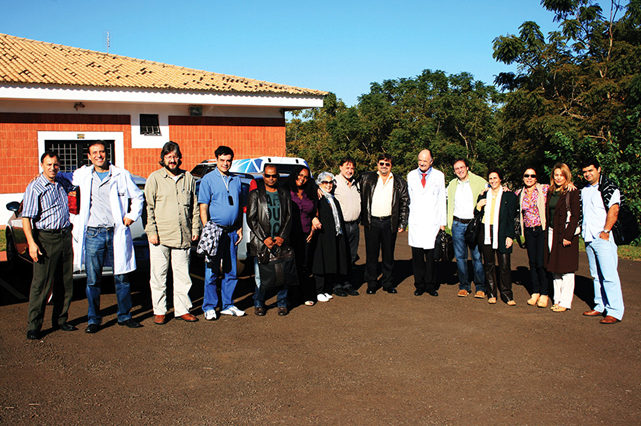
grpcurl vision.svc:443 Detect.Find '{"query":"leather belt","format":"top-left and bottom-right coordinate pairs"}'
top-left (344, 220), bottom-right (359, 225)
top-left (372, 215), bottom-right (391, 220)
top-left (38, 226), bottom-right (72, 234)
top-left (453, 216), bottom-right (473, 224)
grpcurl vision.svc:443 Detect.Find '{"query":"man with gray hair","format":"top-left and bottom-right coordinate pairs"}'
top-left (144, 141), bottom-right (201, 324)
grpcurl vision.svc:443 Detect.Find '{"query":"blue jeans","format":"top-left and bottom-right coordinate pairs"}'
top-left (586, 236), bottom-right (624, 320)
top-left (252, 258), bottom-right (288, 308)
top-left (452, 219), bottom-right (485, 292)
top-left (85, 227), bottom-right (132, 325)
top-left (204, 230), bottom-right (238, 312)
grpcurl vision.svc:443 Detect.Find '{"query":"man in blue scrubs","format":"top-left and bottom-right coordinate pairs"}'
top-left (199, 146), bottom-right (245, 319)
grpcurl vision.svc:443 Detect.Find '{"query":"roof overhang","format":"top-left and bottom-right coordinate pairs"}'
top-left (0, 84), bottom-right (324, 109)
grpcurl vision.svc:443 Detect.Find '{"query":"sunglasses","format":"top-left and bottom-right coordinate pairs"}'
top-left (264, 173), bottom-right (278, 178)
top-left (378, 161), bottom-right (392, 167)
top-left (523, 174), bottom-right (537, 178)
top-left (320, 181), bottom-right (334, 185)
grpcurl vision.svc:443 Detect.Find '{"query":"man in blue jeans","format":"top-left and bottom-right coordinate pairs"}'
top-left (67, 141), bottom-right (144, 333)
top-left (198, 146), bottom-right (245, 320)
top-left (446, 159), bottom-right (487, 299)
top-left (581, 158), bottom-right (625, 324)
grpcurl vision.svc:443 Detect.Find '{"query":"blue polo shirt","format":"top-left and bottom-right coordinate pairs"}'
top-left (198, 168), bottom-right (242, 228)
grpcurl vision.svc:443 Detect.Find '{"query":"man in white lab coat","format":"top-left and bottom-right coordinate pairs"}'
top-left (69, 142), bottom-right (144, 333)
top-left (407, 150), bottom-right (446, 296)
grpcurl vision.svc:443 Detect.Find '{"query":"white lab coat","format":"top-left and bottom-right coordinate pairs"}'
top-left (71, 165), bottom-right (144, 274)
top-left (407, 167), bottom-right (447, 249)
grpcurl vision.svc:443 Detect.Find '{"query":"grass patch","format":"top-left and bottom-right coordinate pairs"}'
top-left (0, 228), bottom-right (5, 252)
top-left (578, 237), bottom-right (640, 261)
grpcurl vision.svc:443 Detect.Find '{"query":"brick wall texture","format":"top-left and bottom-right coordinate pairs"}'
top-left (0, 113), bottom-right (286, 193)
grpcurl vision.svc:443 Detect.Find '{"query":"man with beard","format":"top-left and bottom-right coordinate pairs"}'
top-left (144, 142), bottom-right (201, 324)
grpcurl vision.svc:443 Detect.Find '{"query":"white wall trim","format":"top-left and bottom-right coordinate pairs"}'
top-left (37, 131), bottom-right (125, 168)
top-left (0, 85), bottom-right (325, 108)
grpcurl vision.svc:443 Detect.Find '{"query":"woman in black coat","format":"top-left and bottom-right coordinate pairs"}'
top-left (312, 172), bottom-right (351, 301)
top-left (476, 170), bottom-right (518, 305)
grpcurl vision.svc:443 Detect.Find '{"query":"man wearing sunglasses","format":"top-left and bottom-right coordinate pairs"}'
top-left (198, 145), bottom-right (245, 320)
top-left (359, 153), bottom-right (409, 294)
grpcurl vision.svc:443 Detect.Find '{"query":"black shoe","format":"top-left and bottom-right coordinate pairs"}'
top-left (118, 319), bottom-right (143, 329)
top-left (58, 322), bottom-right (78, 332)
top-left (414, 289), bottom-right (425, 296)
top-left (346, 288), bottom-right (360, 296)
top-left (333, 288), bottom-right (349, 297)
top-left (85, 324), bottom-right (100, 334)
top-left (385, 288), bottom-right (398, 294)
top-left (366, 288), bottom-right (377, 295)
top-left (27, 330), bottom-right (40, 340)
top-left (428, 290), bottom-right (439, 297)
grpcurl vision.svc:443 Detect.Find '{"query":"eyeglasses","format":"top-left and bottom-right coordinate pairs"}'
top-left (378, 161), bottom-right (391, 167)
top-left (523, 174), bottom-right (537, 178)
top-left (320, 181), bottom-right (334, 185)
top-left (264, 173), bottom-right (278, 178)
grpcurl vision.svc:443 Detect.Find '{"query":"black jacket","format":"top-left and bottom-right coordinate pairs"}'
top-left (359, 171), bottom-right (409, 232)
top-left (247, 181), bottom-right (292, 257)
top-left (477, 190), bottom-right (518, 254)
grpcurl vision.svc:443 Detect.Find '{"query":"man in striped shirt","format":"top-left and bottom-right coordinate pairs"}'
top-left (23, 151), bottom-right (76, 340)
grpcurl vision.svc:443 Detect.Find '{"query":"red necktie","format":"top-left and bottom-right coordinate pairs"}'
top-left (421, 173), bottom-right (426, 188)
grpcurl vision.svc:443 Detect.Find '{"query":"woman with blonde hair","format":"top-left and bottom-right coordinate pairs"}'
top-left (545, 163), bottom-right (580, 312)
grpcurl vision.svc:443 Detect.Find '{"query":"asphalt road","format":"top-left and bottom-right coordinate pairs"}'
top-left (0, 230), bottom-right (639, 425)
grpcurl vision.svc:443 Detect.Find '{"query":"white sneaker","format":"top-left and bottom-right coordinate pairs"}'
top-left (220, 306), bottom-right (246, 317)
top-left (325, 293), bottom-right (333, 299)
top-left (317, 293), bottom-right (330, 302)
top-left (204, 310), bottom-right (218, 321)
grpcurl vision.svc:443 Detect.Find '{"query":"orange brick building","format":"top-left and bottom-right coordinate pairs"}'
top-left (0, 33), bottom-right (326, 221)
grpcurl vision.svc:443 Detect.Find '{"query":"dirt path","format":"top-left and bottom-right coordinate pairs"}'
top-left (1, 231), bottom-right (639, 425)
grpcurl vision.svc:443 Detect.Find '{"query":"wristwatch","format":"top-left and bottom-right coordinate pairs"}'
top-left (603, 229), bottom-right (611, 234)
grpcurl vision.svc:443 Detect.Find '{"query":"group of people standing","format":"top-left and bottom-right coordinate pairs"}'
top-left (22, 142), bottom-right (626, 340)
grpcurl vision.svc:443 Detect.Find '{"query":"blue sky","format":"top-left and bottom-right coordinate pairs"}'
top-left (1, 0), bottom-right (559, 106)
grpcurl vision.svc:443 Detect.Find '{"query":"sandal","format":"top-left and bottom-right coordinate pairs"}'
top-left (552, 305), bottom-right (567, 312)
top-left (537, 295), bottom-right (549, 308)
top-left (507, 300), bottom-right (516, 306)
top-left (488, 297), bottom-right (497, 304)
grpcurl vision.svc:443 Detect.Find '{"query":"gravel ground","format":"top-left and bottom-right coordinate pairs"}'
top-left (1, 230), bottom-right (639, 425)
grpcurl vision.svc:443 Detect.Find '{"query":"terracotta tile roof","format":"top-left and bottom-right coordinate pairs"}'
top-left (0, 33), bottom-right (327, 96)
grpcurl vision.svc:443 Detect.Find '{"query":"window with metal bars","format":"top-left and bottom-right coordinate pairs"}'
top-left (140, 114), bottom-right (161, 135)
top-left (44, 140), bottom-right (114, 172)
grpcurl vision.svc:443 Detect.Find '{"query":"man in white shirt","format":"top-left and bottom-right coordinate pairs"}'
top-left (407, 150), bottom-right (446, 297)
top-left (446, 159), bottom-right (488, 299)
top-left (359, 153), bottom-right (409, 294)
top-left (581, 157), bottom-right (624, 324)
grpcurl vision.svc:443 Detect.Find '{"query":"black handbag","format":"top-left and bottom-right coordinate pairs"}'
top-left (257, 245), bottom-right (299, 289)
top-left (434, 230), bottom-right (454, 262)
top-left (612, 203), bottom-right (640, 245)
top-left (464, 208), bottom-right (484, 247)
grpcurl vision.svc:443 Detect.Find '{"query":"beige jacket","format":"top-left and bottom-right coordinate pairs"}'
top-left (144, 168), bottom-right (201, 249)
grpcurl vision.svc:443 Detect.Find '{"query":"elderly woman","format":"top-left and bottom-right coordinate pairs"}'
top-left (516, 167), bottom-right (550, 308)
top-left (477, 170), bottom-right (518, 305)
top-left (545, 163), bottom-right (580, 312)
top-left (285, 165), bottom-right (321, 306)
top-left (312, 172), bottom-right (352, 301)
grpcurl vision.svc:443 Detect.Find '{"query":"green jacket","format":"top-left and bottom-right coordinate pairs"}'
top-left (446, 171), bottom-right (487, 229)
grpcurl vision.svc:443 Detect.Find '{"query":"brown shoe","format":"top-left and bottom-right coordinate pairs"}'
top-left (583, 309), bottom-right (603, 317)
top-left (488, 297), bottom-right (497, 304)
top-left (153, 315), bottom-right (166, 325)
top-left (507, 300), bottom-right (516, 306)
top-left (537, 295), bottom-right (549, 308)
top-left (600, 315), bottom-right (620, 324)
top-left (474, 291), bottom-right (486, 299)
top-left (457, 289), bottom-right (469, 297)
top-left (254, 307), bottom-right (266, 316)
top-left (177, 313), bottom-right (198, 322)
top-left (527, 293), bottom-right (540, 305)
top-left (278, 307), bottom-right (289, 316)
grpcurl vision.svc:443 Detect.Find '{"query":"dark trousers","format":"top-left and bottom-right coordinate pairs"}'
top-left (482, 226), bottom-right (513, 301)
top-left (524, 226), bottom-right (548, 295)
top-left (411, 247), bottom-right (436, 292)
top-left (364, 217), bottom-right (396, 290)
top-left (27, 231), bottom-right (74, 331)
top-left (343, 220), bottom-right (360, 286)
top-left (291, 234), bottom-right (316, 303)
